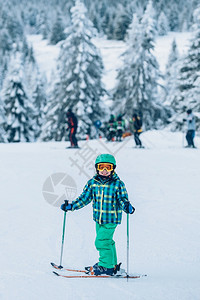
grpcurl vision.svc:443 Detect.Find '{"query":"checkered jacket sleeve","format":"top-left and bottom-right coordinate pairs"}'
top-left (71, 180), bottom-right (92, 211)
top-left (117, 181), bottom-right (129, 212)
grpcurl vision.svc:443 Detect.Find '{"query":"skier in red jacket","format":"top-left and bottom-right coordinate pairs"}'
top-left (66, 108), bottom-right (79, 148)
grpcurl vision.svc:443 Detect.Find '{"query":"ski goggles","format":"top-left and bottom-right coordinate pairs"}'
top-left (96, 163), bottom-right (114, 172)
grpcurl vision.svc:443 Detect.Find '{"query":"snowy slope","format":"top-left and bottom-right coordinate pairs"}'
top-left (1, 32), bottom-right (199, 300)
top-left (1, 131), bottom-right (200, 300)
top-left (27, 32), bottom-right (191, 91)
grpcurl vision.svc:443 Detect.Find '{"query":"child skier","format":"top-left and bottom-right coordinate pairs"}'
top-left (60, 154), bottom-right (135, 276)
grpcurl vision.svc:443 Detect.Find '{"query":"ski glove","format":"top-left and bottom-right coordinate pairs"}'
top-left (124, 202), bottom-right (135, 214)
top-left (60, 201), bottom-right (72, 212)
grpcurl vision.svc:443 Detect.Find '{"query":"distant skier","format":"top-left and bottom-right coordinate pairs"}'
top-left (60, 154), bottom-right (135, 276)
top-left (129, 113), bottom-right (143, 148)
top-left (94, 120), bottom-right (102, 139)
top-left (116, 114), bottom-right (125, 142)
top-left (66, 108), bottom-right (78, 148)
top-left (107, 114), bottom-right (117, 141)
top-left (183, 109), bottom-right (196, 148)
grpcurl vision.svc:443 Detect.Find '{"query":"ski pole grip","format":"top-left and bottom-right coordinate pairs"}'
top-left (64, 200), bottom-right (69, 206)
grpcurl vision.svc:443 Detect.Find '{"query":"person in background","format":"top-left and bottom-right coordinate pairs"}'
top-left (116, 114), bottom-right (125, 142)
top-left (66, 108), bottom-right (79, 148)
top-left (183, 109), bottom-right (196, 148)
top-left (94, 120), bottom-right (102, 139)
top-left (107, 114), bottom-right (117, 141)
top-left (129, 113), bottom-right (143, 148)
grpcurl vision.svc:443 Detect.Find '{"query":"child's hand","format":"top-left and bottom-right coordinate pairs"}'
top-left (124, 202), bottom-right (135, 214)
top-left (60, 201), bottom-right (72, 212)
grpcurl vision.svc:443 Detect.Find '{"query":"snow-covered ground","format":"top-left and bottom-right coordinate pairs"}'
top-left (2, 33), bottom-right (199, 300)
top-left (27, 36), bottom-right (60, 83)
top-left (1, 131), bottom-right (200, 300)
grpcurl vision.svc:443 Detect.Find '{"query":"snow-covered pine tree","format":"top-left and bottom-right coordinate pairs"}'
top-left (0, 27), bottom-right (13, 55)
top-left (164, 39), bottom-right (179, 116)
top-left (5, 10), bottom-right (24, 42)
top-left (114, 4), bottom-right (130, 40)
top-left (0, 53), bottom-right (9, 91)
top-left (157, 11), bottom-right (169, 36)
top-left (113, 1), bottom-right (166, 129)
top-left (0, 97), bottom-right (7, 142)
top-left (22, 42), bottom-right (47, 140)
top-left (168, 2), bottom-right (180, 31)
top-left (0, 28), bottom-right (13, 89)
top-left (1, 53), bottom-right (35, 142)
top-left (50, 12), bottom-right (66, 45)
top-left (88, 2), bottom-right (102, 34)
top-left (166, 39), bottom-right (179, 72)
top-left (113, 13), bottom-right (142, 113)
top-left (43, 0), bottom-right (106, 141)
top-left (32, 72), bottom-right (47, 140)
top-left (36, 10), bottom-right (51, 39)
top-left (167, 5), bottom-right (200, 131)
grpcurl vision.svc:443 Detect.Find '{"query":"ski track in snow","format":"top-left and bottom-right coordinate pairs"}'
top-left (1, 131), bottom-right (200, 300)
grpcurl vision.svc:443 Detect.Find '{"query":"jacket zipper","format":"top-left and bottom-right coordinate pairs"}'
top-left (113, 206), bottom-right (117, 219)
top-left (99, 187), bottom-right (104, 224)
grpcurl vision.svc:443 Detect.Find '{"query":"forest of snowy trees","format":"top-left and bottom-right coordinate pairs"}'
top-left (0, 0), bottom-right (200, 142)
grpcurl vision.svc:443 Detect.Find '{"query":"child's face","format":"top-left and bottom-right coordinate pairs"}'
top-left (99, 169), bottom-right (111, 176)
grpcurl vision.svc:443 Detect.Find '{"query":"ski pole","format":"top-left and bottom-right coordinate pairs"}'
top-left (182, 128), bottom-right (185, 148)
top-left (59, 200), bottom-right (68, 268)
top-left (127, 213), bottom-right (129, 282)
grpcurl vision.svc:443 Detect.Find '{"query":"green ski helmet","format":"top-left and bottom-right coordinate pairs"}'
top-left (95, 154), bottom-right (116, 168)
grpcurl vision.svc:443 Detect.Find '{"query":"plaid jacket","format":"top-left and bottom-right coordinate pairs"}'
top-left (71, 173), bottom-right (129, 224)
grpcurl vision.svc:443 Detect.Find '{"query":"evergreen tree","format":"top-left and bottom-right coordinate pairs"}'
top-left (102, 11), bottom-right (111, 36)
top-left (89, 2), bottom-right (102, 33)
top-left (157, 11), bottom-right (169, 36)
top-left (167, 5), bottom-right (200, 131)
top-left (22, 43), bottom-right (47, 140)
top-left (114, 5), bottom-right (131, 40)
top-left (32, 73), bottom-right (47, 139)
top-left (113, 1), bottom-right (166, 129)
top-left (0, 28), bottom-right (13, 54)
top-left (0, 97), bottom-right (7, 142)
top-left (166, 39), bottom-right (179, 71)
top-left (1, 53), bottom-right (35, 142)
top-left (36, 10), bottom-right (51, 39)
top-left (105, 11), bottom-right (115, 40)
top-left (5, 12), bottom-right (24, 41)
top-left (43, 0), bottom-right (106, 141)
top-left (1, 0), bottom-right (199, 39)
top-left (164, 39), bottom-right (179, 114)
top-left (0, 26), bottom-right (12, 89)
top-left (168, 3), bottom-right (180, 31)
top-left (0, 49), bottom-right (10, 90)
top-left (113, 14), bottom-right (142, 113)
top-left (50, 12), bottom-right (66, 45)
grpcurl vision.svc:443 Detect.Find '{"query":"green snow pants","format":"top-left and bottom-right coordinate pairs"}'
top-left (95, 223), bottom-right (117, 269)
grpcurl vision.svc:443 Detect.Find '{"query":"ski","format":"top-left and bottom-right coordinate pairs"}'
top-left (66, 146), bottom-right (81, 149)
top-left (51, 262), bottom-right (147, 278)
top-left (51, 262), bottom-right (123, 275)
top-left (53, 271), bottom-right (146, 279)
top-left (51, 262), bottom-right (86, 273)
top-left (133, 146), bottom-right (145, 149)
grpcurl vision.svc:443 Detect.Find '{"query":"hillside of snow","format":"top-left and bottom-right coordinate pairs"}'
top-left (27, 32), bottom-right (192, 91)
top-left (1, 33), bottom-right (199, 300)
top-left (1, 131), bottom-right (200, 300)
